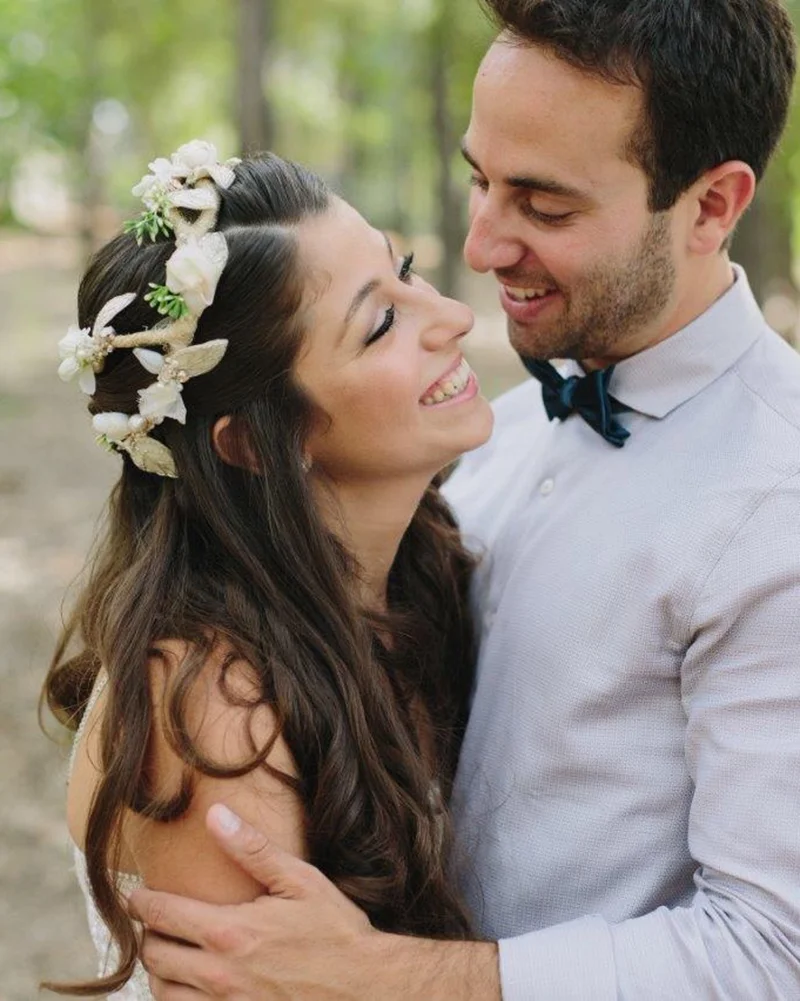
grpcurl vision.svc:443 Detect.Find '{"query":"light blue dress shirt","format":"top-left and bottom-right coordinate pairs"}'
top-left (444, 267), bottom-right (800, 1000)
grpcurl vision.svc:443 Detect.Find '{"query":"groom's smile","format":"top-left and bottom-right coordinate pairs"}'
top-left (461, 34), bottom-right (679, 368)
top-left (498, 283), bottom-right (562, 325)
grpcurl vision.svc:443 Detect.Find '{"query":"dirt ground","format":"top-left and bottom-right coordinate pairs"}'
top-left (0, 231), bottom-right (524, 1000)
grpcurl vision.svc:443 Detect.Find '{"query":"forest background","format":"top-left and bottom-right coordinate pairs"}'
top-left (2, 1), bottom-right (800, 997)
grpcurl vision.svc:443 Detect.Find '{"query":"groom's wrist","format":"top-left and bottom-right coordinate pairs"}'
top-left (363, 932), bottom-right (501, 1001)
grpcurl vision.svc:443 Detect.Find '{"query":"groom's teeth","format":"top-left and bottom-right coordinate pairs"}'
top-left (504, 285), bottom-right (552, 301)
top-left (422, 358), bottom-right (473, 406)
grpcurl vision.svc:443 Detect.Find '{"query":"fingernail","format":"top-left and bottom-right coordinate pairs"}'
top-left (211, 803), bottom-right (242, 835)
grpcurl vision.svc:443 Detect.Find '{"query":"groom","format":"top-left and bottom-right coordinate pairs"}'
top-left (131, 1), bottom-right (800, 997)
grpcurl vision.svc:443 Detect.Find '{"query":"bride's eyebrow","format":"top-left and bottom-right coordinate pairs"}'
top-left (343, 233), bottom-right (396, 328)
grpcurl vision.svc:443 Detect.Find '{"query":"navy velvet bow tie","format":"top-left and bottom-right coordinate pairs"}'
top-left (523, 358), bottom-right (631, 448)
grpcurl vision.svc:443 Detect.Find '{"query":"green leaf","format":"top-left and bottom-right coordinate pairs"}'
top-left (123, 209), bottom-right (173, 245)
top-left (144, 283), bottom-right (190, 320)
top-left (95, 434), bottom-right (117, 454)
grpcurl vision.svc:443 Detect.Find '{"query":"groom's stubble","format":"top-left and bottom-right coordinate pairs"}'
top-left (502, 209), bottom-right (677, 364)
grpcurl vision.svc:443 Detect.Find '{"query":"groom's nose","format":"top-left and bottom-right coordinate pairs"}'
top-left (464, 198), bottom-right (529, 275)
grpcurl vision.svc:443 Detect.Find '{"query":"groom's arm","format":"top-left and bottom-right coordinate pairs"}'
top-left (132, 483), bottom-right (800, 1000)
top-left (130, 804), bottom-right (501, 1001)
top-left (494, 479), bottom-right (800, 1000)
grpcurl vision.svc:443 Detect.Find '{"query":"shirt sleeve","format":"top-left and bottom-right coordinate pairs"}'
top-left (498, 472), bottom-right (800, 1000)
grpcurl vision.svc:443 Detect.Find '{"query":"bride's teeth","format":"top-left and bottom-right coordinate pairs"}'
top-left (422, 358), bottom-right (474, 406)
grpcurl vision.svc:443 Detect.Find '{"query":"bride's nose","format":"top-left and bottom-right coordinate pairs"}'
top-left (421, 295), bottom-right (474, 351)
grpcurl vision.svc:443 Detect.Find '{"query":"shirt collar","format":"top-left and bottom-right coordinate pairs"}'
top-left (562, 266), bottom-right (768, 419)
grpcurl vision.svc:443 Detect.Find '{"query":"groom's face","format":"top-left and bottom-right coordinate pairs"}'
top-left (463, 38), bottom-right (678, 365)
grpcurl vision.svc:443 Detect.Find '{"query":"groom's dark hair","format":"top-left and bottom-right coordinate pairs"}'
top-left (482, 0), bottom-right (797, 210)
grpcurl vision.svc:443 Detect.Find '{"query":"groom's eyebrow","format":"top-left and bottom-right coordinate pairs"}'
top-left (460, 140), bottom-right (588, 201)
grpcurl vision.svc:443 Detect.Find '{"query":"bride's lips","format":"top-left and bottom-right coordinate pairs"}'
top-left (499, 284), bottom-right (561, 323)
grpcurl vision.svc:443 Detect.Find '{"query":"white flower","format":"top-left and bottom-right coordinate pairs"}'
top-left (92, 412), bottom-right (134, 441)
top-left (139, 380), bottom-right (187, 424)
top-left (58, 294), bottom-right (135, 396)
top-left (132, 158), bottom-right (181, 209)
top-left (172, 140), bottom-right (219, 173)
top-left (132, 142), bottom-right (239, 215)
top-left (131, 173), bottom-right (157, 200)
top-left (58, 325), bottom-right (98, 395)
top-left (171, 141), bottom-right (239, 189)
top-left (149, 157), bottom-right (177, 183)
top-left (165, 234), bottom-right (227, 315)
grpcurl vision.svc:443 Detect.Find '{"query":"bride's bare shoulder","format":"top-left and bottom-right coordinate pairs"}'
top-left (67, 636), bottom-right (306, 900)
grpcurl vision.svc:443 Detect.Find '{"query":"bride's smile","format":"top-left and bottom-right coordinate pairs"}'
top-left (293, 197), bottom-right (494, 486)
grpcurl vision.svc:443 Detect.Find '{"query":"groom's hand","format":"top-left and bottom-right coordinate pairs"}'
top-left (128, 804), bottom-right (500, 1001)
top-left (128, 803), bottom-right (372, 1000)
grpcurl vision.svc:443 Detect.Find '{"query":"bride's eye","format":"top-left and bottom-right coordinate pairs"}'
top-left (365, 305), bottom-right (396, 346)
top-left (363, 254), bottom-right (414, 348)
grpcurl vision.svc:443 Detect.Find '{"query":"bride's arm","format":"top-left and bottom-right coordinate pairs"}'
top-left (126, 641), bottom-right (306, 905)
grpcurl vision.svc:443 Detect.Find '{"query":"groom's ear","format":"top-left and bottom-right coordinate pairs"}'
top-left (685, 161), bottom-right (756, 256)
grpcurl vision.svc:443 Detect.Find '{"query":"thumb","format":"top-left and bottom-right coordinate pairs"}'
top-left (206, 804), bottom-right (310, 898)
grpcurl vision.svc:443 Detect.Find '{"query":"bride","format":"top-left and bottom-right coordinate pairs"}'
top-left (42, 143), bottom-right (494, 997)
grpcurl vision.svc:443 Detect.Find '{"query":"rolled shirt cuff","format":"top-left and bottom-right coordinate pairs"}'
top-left (499, 915), bottom-right (617, 1001)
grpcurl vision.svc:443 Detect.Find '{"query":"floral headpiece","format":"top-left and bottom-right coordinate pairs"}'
top-left (57, 140), bottom-right (241, 478)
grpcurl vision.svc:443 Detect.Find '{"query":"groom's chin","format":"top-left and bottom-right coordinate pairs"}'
top-left (507, 320), bottom-right (558, 363)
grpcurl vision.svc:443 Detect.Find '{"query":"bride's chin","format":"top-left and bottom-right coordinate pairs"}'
top-left (437, 412), bottom-right (496, 467)
top-left (458, 400), bottom-right (495, 449)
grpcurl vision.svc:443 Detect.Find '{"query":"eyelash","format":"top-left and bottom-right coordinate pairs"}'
top-left (521, 204), bottom-right (574, 226)
top-left (469, 174), bottom-right (573, 226)
top-left (364, 254), bottom-right (415, 347)
top-left (398, 252), bottom-right (415, 283)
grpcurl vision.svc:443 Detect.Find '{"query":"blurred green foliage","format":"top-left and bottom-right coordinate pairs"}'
top-left (0, 0), bottom-right (491, 236)
top-left (3, 0), bottom-right (800, 302)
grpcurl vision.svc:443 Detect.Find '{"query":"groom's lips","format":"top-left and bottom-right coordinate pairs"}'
top-left (499, 284), bottom-right (561, 323)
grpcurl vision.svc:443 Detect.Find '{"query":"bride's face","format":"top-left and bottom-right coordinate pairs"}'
top-left (293, 198), bottom-right (494, 484)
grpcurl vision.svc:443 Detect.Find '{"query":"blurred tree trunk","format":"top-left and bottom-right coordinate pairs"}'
top-left (337, 84), bottom-right (369, 206)
top-left (78, 0), bottom-right (104, 264)
top-left (730, 165), bottom-right (793, 306)
top-left (431, 0), bottom-right (463, 299)
top-left (237, 0), bottom-right (276, 155)
top-left (387, 21), bottom-right (413, 236)
top-left (335, 10), bottom-right (370, 209)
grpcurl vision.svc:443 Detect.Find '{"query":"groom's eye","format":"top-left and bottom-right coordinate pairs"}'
top-left (523, 202), bottom-right (575, 226)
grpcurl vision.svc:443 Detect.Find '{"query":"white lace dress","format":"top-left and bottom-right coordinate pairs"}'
top-left (69, 677), bottom-right (152, 1000)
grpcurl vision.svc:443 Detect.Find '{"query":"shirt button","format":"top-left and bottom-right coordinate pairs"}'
top-left (539, 478), bottom-right (555, 496)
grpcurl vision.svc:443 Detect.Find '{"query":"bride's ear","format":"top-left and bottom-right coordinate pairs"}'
top-left (212, 415), bottom-right (259, 471)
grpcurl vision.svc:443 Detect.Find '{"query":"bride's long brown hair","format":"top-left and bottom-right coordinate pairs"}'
top-left (42, 154), bottom-right (476, 996)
